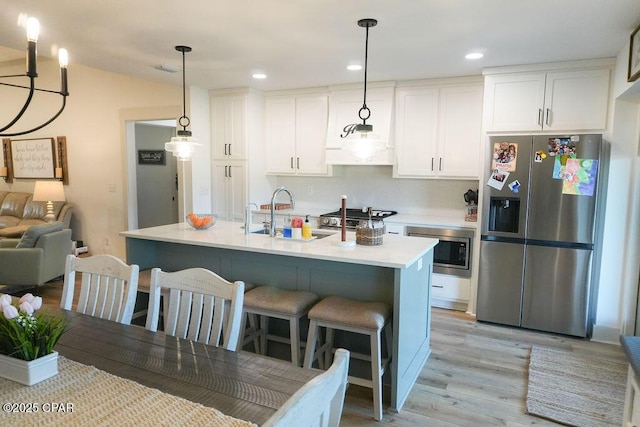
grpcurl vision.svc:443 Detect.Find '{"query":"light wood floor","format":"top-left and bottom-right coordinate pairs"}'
top-left (34, 280), bottom-right (626, 426)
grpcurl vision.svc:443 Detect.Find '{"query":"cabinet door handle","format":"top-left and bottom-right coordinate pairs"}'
top-left (545, 108), bottom-right (551, 126)
top-left (224, 144), bottom-right (228, 156)
top-left (432, 284), bottom-right (444, 288)
top-left (439, 158), bottom-right (442, 171)
top-left (228, 165), bottom-right (232, 178)
top-left (228, 144), bottom-right (232, 156)
top-left (431, 158), bottom-right (434, 171)
top-left (290, 157), bottom-right (294, 169)
top-left (224, 166), bottom-right (228, 177)
top-left (296, 157), bottom-right (300, 170)
top-left (537, 109), bottom-right (543, 127)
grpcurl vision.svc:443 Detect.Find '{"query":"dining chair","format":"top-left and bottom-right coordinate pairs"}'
top-left (263, 348), bottom-right (350, 427)
top-left (60, 254), bottom-right (140, 325)
top-left (145, 267), bottom-right (245, 351)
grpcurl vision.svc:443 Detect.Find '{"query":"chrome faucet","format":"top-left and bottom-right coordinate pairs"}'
top-left (244, 202), bottom-right (258, 234)
top-left (270, 187), bottom-right (295, 236)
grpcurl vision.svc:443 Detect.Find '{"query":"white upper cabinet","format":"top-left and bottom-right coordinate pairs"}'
top-left (211, 94), bottom-right (247, 160)
top-left (394, 82), bottom-right (483, 179)
top-left (265, 94), bottom-right (330, 175)
top-left (483, 68), bottom-right (610, 132)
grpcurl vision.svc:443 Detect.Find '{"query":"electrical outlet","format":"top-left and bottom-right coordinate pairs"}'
top-left (307, 186), bottom-right (314, 196)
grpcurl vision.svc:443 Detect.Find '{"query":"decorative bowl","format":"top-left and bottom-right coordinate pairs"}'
top-left (186, 213), bottom-right (216, 230)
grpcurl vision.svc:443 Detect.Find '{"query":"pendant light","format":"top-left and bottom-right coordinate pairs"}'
top-left (164, 45), bottom-right (201, 161)
top-left (342, 18), bottom-right (384, 162)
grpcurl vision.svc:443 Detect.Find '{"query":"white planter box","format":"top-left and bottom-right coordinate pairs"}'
top-left (0, 351), bottom-right (58, 386)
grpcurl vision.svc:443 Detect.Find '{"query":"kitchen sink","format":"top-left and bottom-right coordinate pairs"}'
top-left (250, 228), bottom-right (335, 240)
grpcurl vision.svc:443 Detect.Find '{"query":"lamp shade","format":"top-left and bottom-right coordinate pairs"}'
top-left (33, 181), bottom-right (65, 202)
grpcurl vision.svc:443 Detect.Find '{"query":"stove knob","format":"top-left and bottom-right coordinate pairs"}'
top-left (330, 218), bottom-right (338, 227)
top-left (321, 218), bottom-right (330, 226)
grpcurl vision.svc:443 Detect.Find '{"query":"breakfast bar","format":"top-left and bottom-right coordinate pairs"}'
top-left (120, 220), bottom-right (438, 411)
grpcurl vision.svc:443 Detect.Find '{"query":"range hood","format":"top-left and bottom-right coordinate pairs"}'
top-left (325, 83), bottom-right (395, 165)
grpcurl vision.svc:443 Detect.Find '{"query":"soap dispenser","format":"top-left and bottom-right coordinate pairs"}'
top-left (302, 215), bottom-right (312, 239)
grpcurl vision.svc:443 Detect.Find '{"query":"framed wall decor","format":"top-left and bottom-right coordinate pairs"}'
top-left (628, 21), bottom-right (640, 82)
top-left (10, 138), bottom-right (56, 179)
top-left (138, 149), bottom-right (166, 165)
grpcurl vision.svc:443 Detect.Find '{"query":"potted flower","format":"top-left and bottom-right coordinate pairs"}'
top-left (0, 293), bottom-right (67, 385)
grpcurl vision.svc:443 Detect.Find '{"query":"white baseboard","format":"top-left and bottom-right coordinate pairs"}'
top-left (591, 324), bottom-right (621, 345)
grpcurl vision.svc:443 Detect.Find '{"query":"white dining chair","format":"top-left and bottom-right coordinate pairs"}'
top-left (145, 267), bottom-right (245, 351)
top-left (263, 348), bottom-right (350, 427)
top-left (60, 254), bottom-right (140, 325)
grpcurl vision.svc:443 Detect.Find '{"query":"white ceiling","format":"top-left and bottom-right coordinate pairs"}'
top-left (1, 1), bottom-right (640, 91)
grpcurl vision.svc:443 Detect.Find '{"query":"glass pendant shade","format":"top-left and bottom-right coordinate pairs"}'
top-left (164, 135), bottom-right (202, 161)
top-left (344, 130), bottom-right (384, 162)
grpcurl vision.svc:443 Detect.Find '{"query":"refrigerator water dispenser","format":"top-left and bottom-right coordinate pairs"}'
top-left (488, 197), bottom-right (520, 233)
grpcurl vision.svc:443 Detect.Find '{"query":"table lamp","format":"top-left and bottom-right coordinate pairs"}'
top-left (33, 181), bottom-right (65, 222)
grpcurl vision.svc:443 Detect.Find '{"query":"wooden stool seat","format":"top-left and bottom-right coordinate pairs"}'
top-left (304, 296), bottom-right (392, 421)
top-left (240, 286), bottom-right (319, 367)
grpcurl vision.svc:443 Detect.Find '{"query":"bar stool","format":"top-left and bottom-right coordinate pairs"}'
top-left (303, 296), bottom-right (392, 421)
top-left (240, 286), bottom-right (319, 366)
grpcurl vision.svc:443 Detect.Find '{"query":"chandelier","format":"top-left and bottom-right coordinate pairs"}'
top-left (164, 45), bottom-right (201, 161)
top-left (0, 17), bottom-right (69, 137)
top-left (342, 18), bottom-right (384, 162)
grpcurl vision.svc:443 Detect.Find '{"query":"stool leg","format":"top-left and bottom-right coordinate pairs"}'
top-left (304, 319), bottom-right (318, 369)
top-left (259, 315), bottom-right (268, 355)
top-left (248, 313), bottom-right (260, 352)
top-left (324, 327), bottom-right (334, 369)
top-left (289, 315), bottom-right (300, 366)
top-left (237, 311), bottom-right (248, 352)
top-left (371, 329), bottom-right (383, 421)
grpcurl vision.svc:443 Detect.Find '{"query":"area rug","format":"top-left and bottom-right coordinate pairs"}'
top-left (526, 346), bottom-right (626, 427)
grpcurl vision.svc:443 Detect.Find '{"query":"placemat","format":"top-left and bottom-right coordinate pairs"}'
top-left (0, 355), bottom-right (256, 426)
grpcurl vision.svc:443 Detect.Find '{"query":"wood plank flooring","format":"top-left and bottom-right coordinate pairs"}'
top-left (33, 280), bottom-right (626, 426)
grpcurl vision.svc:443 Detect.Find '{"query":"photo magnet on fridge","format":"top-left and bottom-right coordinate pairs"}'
top-left (508, 180), bottom-right (521, 193)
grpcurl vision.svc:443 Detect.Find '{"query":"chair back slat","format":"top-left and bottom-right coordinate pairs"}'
top-left (145, 267), bottom-right (244, 351)
top-left (60, 254), bottom-right (139, 325)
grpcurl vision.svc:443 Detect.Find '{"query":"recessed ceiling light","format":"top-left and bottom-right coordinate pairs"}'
top-left (465, 52), bottom-right (484, 60)
top-left (347, 64), bottom-right (362, 71)
top-left (252, 73), bottom-right (267, 79)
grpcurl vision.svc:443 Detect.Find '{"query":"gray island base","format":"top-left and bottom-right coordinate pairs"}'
top-left (121, 220), bottom-right (437, 412)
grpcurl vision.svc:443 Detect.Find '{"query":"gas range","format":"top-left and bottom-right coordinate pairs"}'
top-left (319, 208), bottom-right (397, 230)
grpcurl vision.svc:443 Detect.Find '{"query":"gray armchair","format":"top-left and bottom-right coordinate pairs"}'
top-left (0, 222), bottom-right (72, 288)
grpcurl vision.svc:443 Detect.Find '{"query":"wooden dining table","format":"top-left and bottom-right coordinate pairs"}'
top-left (48, 307), bottom-right (321, 425)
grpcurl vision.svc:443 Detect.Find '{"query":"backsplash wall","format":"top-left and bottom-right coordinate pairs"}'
top-left (275, 165), bottom-right (479, 216)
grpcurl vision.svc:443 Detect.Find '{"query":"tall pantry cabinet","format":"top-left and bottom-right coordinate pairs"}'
top-left (210, 89), bottom-right (266, 221)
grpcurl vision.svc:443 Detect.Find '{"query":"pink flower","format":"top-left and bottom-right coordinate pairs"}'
top-left (19, 301), bottom-right (34, 315)
top-left (0, 294), bottom-right (11, 308)
top-left (19, 293), bottom-right (34, 305)
top-left (2, 304), bottom-right (18, 319)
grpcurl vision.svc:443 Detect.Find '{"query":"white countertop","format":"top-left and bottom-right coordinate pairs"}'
top-left (120, 220), bottom-right (438, 269)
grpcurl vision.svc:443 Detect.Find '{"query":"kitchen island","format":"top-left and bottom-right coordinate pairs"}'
top-left (120, 220), bottom-right (437, 412)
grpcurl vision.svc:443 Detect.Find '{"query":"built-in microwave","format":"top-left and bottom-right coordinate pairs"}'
top-left (406, 226), bottom-right (474, 278)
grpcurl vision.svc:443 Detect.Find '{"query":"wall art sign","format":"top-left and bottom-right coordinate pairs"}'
top-left (629, 21), bottom-right (640, 82)
top-left (10, 138), bottom-right (56, 179)
top-left (138, 149), bottom-right (166, 165)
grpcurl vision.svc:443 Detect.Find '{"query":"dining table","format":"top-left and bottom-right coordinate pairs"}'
top-left (9, 307), bottom-right (321, 426)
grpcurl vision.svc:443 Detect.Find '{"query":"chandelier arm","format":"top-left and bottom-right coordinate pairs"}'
top-left (0, 79), bottom-right (36, 133)
top-left (0, 96), bottom-right (67, 137)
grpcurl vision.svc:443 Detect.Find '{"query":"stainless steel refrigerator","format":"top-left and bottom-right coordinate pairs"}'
top-left (477, 134), bottom-right (607, 337)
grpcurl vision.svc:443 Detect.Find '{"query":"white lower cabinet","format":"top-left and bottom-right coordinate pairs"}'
top-left (431, 273), bottom-right (470, 311)
top-left (212, 162), bottom-right (246, 221)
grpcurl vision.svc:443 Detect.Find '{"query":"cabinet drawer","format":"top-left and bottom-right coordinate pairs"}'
top-left (431, 273), bottom-right (470, 301)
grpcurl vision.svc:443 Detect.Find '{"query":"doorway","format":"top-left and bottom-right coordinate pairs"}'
top-left (134, 122), bottom-right (178, 228)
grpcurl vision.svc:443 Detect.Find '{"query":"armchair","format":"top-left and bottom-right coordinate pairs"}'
top-left (0, 222), bottom-right (72, 289)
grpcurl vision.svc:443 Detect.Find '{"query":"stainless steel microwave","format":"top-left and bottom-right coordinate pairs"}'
top-left (406, 226), bottom-right (474, 278)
